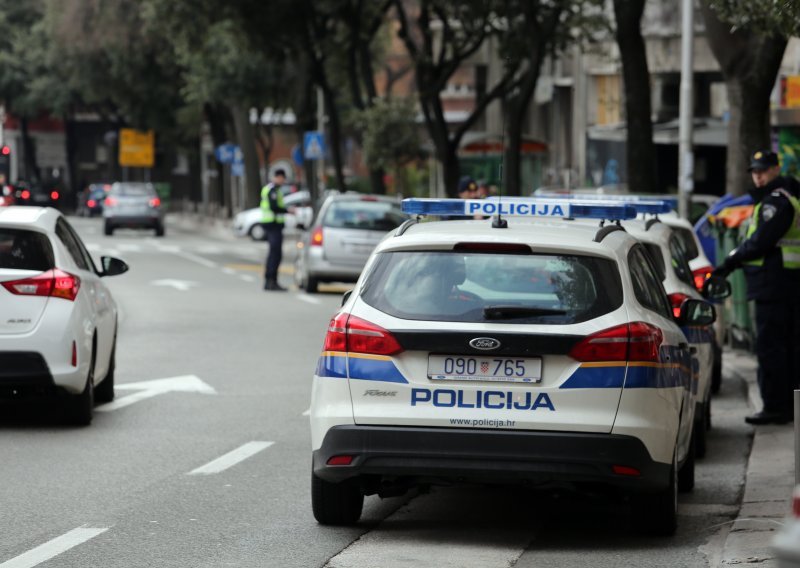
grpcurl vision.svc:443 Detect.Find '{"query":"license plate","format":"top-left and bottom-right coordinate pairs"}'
top-left (428, 355), bottom-right (542, 383)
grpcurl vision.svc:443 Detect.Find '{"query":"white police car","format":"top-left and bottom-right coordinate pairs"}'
top-left (563, 198), bottom-right (730, 458)
top-left (310, 198), bottom-right (715, 535)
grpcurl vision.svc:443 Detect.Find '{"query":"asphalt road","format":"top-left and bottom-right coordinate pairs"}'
top-left (0, 214), bottom-right (753, 568)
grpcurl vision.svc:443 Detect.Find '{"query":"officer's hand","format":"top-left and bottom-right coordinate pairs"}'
top-left (711, 265), bottom-right (731, 279)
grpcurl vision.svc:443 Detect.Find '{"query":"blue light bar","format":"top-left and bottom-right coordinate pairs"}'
top-left (400, 198), bottom-right (637, 220)
top-left (543, 193), bottom-right (677, 213)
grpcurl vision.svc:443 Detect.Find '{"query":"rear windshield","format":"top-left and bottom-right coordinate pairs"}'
top-left (672, 227), bottom-right (700, 260)
top-left (360, 251), bottom-right (623, 324)
top-left (0, 229), bottom-right (54, 271)
top-left (111, 183), bottom-right (155, 197)
top-left (323, 200), bottom-right (405, 231)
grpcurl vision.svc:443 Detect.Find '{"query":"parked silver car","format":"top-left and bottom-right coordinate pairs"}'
top-left (294, 194), bottom-right (406, 293)
top-left (103, 182), bottom-right (165, 237)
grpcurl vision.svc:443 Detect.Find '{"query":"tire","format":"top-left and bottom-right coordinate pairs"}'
top-left (104, 222), bottom-right (113, 236)
top-left (695, 404), bottom-right (707, 459)
top-left (250, 223), bottom-right (266, 241)
top-left (155, 223), bottom-right (165, 237)
top-left (311, 471), bottom-right (363, 526)
top-left (634, 451), bottom-right (678, 536)
top-left (711, 346), bottom-right (722, 394)
top-left (678, 432), bottom-right (696, 492)
top-left (65, 357), bottom-right (94, 426)
top-left (306, 276), bottom-right (319, 294)
top-left (706, 397), bottom-right (712, 431)
top-left (294, 257), bottom-right (305, 289)
top-left (94, 340), bottom-right (116, 403)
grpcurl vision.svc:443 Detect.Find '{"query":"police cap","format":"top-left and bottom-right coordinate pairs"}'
top-left (747, 150), bottom-right (779, 172)
top-left (458, 176), bottom-right (477, 194)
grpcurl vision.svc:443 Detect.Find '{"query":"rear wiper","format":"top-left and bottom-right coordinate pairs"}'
top-left (483, 305), bottom-right (567, 320)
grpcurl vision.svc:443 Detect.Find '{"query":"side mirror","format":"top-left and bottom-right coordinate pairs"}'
top-left (702, 275), bottom-right (731, 300)
top-left (676, 298), bottom-right (716, 327)
top-left (101, 256), bottom-right (129, 277)
top-left (341, 289), bottom-right (353, 307)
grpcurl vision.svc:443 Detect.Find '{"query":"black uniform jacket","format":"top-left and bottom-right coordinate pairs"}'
top-left (721, 176), bottom-right (800, 301)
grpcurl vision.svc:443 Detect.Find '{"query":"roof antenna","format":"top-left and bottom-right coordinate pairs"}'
top-left (492, 58), bottom-right (509, 229)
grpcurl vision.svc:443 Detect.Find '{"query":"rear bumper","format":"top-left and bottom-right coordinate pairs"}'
top-left (105, 214), bottom-right (161, 227)
top-left (0, 352), bottom-right (59, 399)
top-left (313, 425), bottom-right (670, 492)
top-left (306, 251), bottom-right (363, 282)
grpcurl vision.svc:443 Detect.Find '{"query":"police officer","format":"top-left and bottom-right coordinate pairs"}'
top-left (260, 169), bottom-right (294, 291)
top-left (713, 150), bottom-right (800, 424)
top-left (444, 176), bottom-right (478, 220)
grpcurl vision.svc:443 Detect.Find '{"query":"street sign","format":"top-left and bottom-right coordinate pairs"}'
top-left (118, 128), bottom-right (155, 168)
top-left (304, 131), bottom-right (325, 161)
top-left (214, 143), bottom-right (238, 164)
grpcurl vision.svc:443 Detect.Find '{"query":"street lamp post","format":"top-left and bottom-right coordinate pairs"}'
top-left (678, 0), bottom-right (695, 219)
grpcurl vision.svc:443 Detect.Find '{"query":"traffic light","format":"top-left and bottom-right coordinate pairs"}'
top-left (0, 145), bottom-right (10, 184)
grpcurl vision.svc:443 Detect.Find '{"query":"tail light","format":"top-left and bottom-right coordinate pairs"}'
top-left (50, 190), bottom-right (59, 201)
top-left (323, 313), bottom-right (403, 356)
top-left (21, 190), bottom-right (30, 200)
top-left (668, 292), bottom-right (690, 319)
top-left (105, 197), bottom-right (118, 207)
top-left (1, 269), bottom-right (81, 301)
top-left (310, 226), bottom-right (324, 247)
top-left (149, 197), bottom-right (161, 208)
top-left (87, 199), bottom-right (96, 208)
top-left (569, 322), bottom-right (663, 363)
top-left (71, 341), bottom-right (77, 367)
top-left (792, 485), bottom-right (800, 518)
top-left (692, 266), bottom-right (712, 291)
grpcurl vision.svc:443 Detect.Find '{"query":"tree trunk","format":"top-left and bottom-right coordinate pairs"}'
top-left (204, 103), bottom-right (229, 211)
top-left (614, 0), bottom-right (657, 193)
top-left (19, 117), bottom-right (39, 182)
top-left (322, 86), bottom-right (348, 192)
top-left (231, 104), bottom-right (262, 210)
top-left (700, 1), bottom-right (787, 195)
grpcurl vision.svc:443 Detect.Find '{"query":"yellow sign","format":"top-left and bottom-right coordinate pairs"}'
top-left (786, 76), bottom-right (800, 108)
top-left (118, 128), bottom-right (154, 167)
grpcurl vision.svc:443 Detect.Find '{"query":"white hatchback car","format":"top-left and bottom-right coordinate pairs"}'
top-left (613, 217), bottom-right (729, 458)
top-left (0, 207), bottom-right (128, 425)
top-left (310, 197), bottom-right (717, 535)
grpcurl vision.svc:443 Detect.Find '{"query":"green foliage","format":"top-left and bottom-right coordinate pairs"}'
top-left (356, 98), bottom-right (419, 171)
top-left (707, 0), bottom-right (799, 36)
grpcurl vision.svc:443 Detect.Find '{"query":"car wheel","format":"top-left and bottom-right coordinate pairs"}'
top-left (678, 432), bottom-right (696, 492)
top-left (311, 470), bottom-right (363, 526)
top-left (94, 340), bottom-right (116, 403)
top-left (634, 451), bottom-right (678, 536)
top-left (65, 355), bottom-right (94, 426)
top-left (694, 402), bottom-right (708, 459)
top-left (104, 222), bottom-right (113, 236)
top-left (706, 397), bottom-right (712, 431)
top-left (155, 223), bottom-right (165, 237)
top-left (711, 347), bottom-right (722, 394)
top-left (250, 223), bottom-right (266, 241)
top-left (306, 276), bottom-right (319, 294)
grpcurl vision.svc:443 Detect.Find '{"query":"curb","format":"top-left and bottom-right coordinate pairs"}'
top-left (718, 350), bottom-right (794, 567)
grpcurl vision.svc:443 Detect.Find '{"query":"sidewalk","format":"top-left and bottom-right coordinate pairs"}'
top-left (719, 350), bottom-right (796, 566)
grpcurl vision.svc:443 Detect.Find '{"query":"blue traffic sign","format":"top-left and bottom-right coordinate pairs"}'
top-left (214, 143), bottom-right (238, 164)
top-left (231, 162), bottom-right (244, 177)
top-left (303, 131), bottom-right (325, 161)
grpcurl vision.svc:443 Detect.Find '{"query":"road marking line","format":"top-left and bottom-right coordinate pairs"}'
top-left (187, 441), bottom-right (274, 475)
top-left (302, 408), bottom-right (310, 416)
top-left (240, 274), bottom-right (256, 282)
top-left (222, 268), bottom-right (236, 275)
top-left (96, 389), bottom-right (163, 412)
top-left (175, 250), bottom-right (217, 268)
top-left (296, 295), bottom-right (321, 305)
top-left (0, 527), bottom-right (109, 568)
top-left (224, 263), bottom-right (262, 272)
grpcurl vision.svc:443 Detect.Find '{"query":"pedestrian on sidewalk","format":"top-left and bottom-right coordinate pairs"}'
top-left (712, 149), bottom-right (800, 425)
top-left (260, 169), bottom-right (295, 291)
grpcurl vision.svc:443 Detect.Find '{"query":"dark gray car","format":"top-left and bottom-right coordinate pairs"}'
top-left (103, 182), bottom-right (165, 236)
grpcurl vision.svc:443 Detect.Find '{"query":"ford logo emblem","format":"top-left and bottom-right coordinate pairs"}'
top-left (469, 337), bottom-right (501, 351)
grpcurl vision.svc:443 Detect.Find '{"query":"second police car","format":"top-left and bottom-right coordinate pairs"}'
top-left (309, 197), bottom-right (726, 536)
